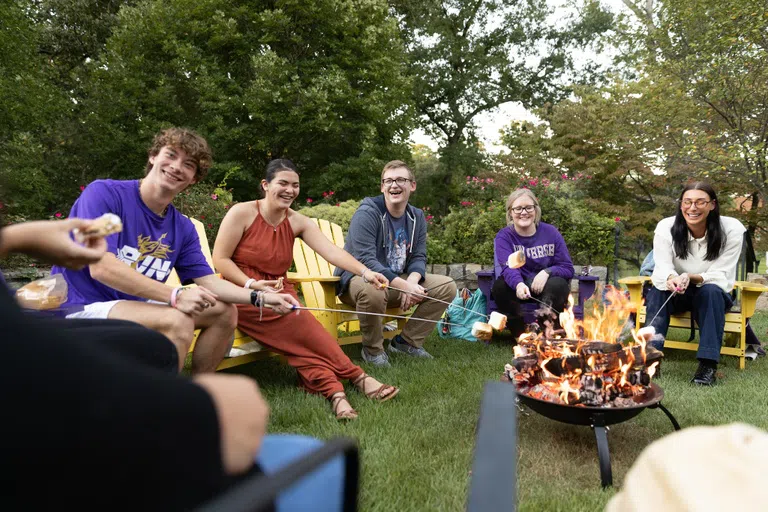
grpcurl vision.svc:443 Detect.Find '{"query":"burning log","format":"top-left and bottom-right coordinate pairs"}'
top-left (542, 355), bottom-right (585, 377)
top-left (580, 342), bottom-right (623, 374)
top-left (511, 353), bottom-right (539, 374)
top-left (505, 287), bottom-right (665, 408)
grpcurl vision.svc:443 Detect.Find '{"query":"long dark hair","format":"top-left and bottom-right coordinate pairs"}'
top-left (261, 159), bottom-right (298, 197)
top-left (671, 181), bottom-right (725, 260)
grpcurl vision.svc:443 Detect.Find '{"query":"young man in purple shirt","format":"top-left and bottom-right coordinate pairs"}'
top-left (492, 188), bottom-right (574, 338)
top-left (52, 127), bottom-right (298, 373)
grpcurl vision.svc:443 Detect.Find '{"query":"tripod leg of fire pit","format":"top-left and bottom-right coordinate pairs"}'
top-left (591, 413), bottom-right (613, 488)
top-left (649, 402), bottom-right (681, 431)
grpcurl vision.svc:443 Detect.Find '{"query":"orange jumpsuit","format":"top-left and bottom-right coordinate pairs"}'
top-left (231, 209), bottom-right (363, 398)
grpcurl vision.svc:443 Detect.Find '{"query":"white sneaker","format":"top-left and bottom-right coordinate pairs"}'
top-left (383, 320), bottom-right (398, 332)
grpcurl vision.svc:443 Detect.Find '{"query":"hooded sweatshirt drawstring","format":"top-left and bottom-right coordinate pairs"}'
top-left (381, 207), bottom-right (416, 254)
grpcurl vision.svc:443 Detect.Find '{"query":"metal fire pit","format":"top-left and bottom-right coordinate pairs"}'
top-left (516, 382), bottom-right (680, 488)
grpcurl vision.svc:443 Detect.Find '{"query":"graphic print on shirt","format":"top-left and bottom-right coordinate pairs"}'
top-left (387, 225), bottom-right (409, 274)
top-left (514, 243), bottom-right (555, 260)
top-left (117, 233), bottom-right (175, 281)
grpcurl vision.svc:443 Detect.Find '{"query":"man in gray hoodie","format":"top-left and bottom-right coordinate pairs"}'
top-left (336, 160), bottom-right (456, 366)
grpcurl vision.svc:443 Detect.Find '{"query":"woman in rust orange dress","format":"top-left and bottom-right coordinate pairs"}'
top-left (213, 159), bottom-right (399, 420)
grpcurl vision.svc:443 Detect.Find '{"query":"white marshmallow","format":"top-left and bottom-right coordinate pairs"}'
top-left (488, 311), bottom-right (508, 331)
top-left (472, 322), bottom-right (493, 340)
top-left (507, 249), bottom-right (526, 269)
top-left (637, 326), bottom-right (656, 342)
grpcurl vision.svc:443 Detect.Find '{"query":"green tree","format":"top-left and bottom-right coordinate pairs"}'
top-left (73, 0), bottom-right (413, 201)
top-left (31, 0), bottom-right (138, 89)
top-left (391, 0), bottom-right (614, 212)
top-left (619, 0), bottom-right (768, 240)
top-left (497, 81), bottom-right (673, 268)
top-left (0, 0), bottom-right (68, 218)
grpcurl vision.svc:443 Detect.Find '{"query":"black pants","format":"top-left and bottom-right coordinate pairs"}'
top-left (491, 276), bottom-right (571, 337)
top-left (22, 313), bottom-right (180, 373)
top-left (1, 286), bottom-right (273, 511)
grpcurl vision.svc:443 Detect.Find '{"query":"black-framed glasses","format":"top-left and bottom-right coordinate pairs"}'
top-left (510, 205), bottom-right (536, 214)
top-left (382, 177), bottom-right (412, 186)
top-left (679, 199), bottom-right (712, 208)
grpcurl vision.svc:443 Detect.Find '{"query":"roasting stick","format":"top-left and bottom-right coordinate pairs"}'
top-left (382, 284), bottom-right (489, 320)
top-left (523, 295), bottom-right (561, 314)
top-left (423, 273), bottom-right (468, 293)
top-left (284, 305), bottom-right (470, 329)
top-left (646, 290), bottom-right (678, 327)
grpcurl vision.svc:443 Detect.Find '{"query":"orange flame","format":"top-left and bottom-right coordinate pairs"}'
top-left (510, 285), bottom-right (660, 407)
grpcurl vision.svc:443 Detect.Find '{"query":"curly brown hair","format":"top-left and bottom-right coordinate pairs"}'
top-left (144, 127), bottom-right (212, 181)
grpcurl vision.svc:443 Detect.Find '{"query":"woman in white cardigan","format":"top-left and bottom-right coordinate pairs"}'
top-left (646, 181), bottom-right (745, 386)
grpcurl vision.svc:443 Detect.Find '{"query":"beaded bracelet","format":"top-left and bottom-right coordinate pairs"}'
top-left (244, 278), bottom-right (256, 289)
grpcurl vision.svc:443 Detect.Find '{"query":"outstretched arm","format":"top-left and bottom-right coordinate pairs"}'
top-left (0, 218), bottom-right (107, 269)
top-left (293, 213), bottom-right (388, 288)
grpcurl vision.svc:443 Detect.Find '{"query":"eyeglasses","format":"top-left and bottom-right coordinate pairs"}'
top-left (382, 177), bottom-right (412, 187)
top-left (680, 199), bottom-right (712, 208)
top-left (510, 205), bottom-right (536, 214)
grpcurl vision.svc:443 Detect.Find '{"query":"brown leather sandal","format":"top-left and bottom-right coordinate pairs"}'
top-left (330, 392), bottom-right (358, 421)
top-left (352, 374), bottom-right (400, 402)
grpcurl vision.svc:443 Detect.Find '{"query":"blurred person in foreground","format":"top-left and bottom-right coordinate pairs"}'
top-left (0, 217), bottom-right (345, 510)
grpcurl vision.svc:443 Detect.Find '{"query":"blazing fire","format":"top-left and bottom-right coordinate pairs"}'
top-left (504, 287), bottom-right (663, 407)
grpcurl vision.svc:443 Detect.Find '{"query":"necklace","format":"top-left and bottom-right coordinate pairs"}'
top-left (258, 200), bottom-right (284, 232)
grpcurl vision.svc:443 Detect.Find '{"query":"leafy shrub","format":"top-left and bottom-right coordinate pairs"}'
top-left (426, 177), bottom-right (616, 266)
top-left (296, 200), bottom-right (361, 235)
top-left (427, 203), bottom-right (506, 264)
top-left (541, 197), bottom-right (615, 265)
top-left (0, 134), bottom-right (55, 219)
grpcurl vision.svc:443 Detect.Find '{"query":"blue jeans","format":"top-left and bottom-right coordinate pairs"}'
top-left (644, 284), bottom-right (733, 362)
top-left (257, 434), bottom-right (345, 512)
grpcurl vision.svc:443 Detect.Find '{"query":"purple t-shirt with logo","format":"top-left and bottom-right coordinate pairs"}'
top-left (52, 179), bottom-right (213, 306)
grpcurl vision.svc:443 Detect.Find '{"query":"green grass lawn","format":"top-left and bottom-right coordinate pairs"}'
top-left (222, 313), bottom-right (768, 512)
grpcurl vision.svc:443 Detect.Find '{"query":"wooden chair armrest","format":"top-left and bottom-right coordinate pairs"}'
top-left (618, 275), bottom-right (649, 306)
top-left (286, 276), bottom-right (341, 283)
top-left (734, 281), bottom-right (768, 293)
top-left (618, 276), bottom-right (651, 285)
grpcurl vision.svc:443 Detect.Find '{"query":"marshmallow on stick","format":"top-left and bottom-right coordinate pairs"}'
top-left (488, 311), bottom-right (507, 331)
top-left (636, 326), bottom-right (656, 342)
top-left (472, 322), bottom-right (493, 341)
top-left (507, 249), bottom-right (526, 269)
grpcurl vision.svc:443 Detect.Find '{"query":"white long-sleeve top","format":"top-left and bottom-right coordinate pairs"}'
top-left (651, 216), bottom-right (746, 293)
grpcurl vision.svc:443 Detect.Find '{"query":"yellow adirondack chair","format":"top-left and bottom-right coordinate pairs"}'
top-left (166, 217), bottom-right (273, 370)
top-left (288, 217), bottom-right (407, 346)
top-left (619, 276), bottom-right (768, 369)
top-left (168, 216), bottom-right (406, 370)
